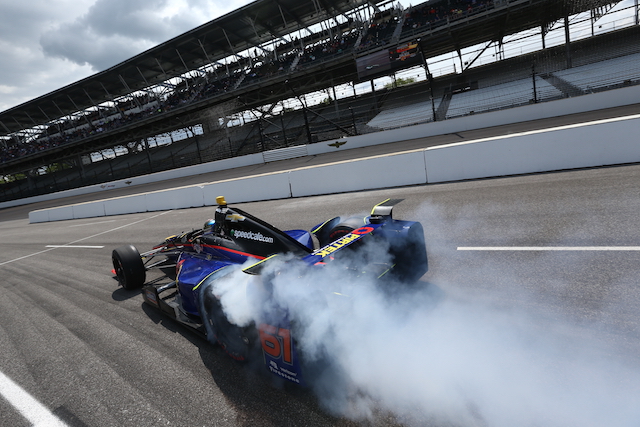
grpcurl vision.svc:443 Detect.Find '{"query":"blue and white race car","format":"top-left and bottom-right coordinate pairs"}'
top-left (111, 197), bottom-right (428, 385)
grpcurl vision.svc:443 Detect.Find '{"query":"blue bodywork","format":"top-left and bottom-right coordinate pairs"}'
top-left (139, 198), bottom-right (427, 386)
top-left (175, 228), bottom-right (314, 317)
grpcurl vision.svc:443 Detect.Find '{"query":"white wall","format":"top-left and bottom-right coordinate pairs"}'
top-left (2, 153), bottom-right (264, 211)
top-left (425, 115), bottom-right (640, 183)
top-left (29, 111), bottom-right (640, 223)
top-left (289, 152), bottom-right (427, 197)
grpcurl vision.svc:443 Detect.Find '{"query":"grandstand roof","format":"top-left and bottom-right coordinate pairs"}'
top-left (0, 0), bottom-right (384, 136)
top-left (0, 0), bottom-right (620, 138)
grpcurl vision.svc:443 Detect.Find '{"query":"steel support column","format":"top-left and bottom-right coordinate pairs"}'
top-left (564, 11), bottom-right (572, 69)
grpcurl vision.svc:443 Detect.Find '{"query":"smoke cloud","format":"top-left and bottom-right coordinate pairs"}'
top-left (211, 204), bottom-right (640, 427)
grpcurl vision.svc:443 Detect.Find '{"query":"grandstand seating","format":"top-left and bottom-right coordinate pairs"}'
top-left (445, 76), bottom-right (562, 118)
top-left (358, 10), bottom-right (401, 51)
top-left (297, 32), bottom-right (360, 68)
top-left (552, 52), bottom-right (640, 92)
top-left (367, 74), bottom-right (566, 128)
top-left (366, 40), bottom-right (640, 128)
top-left (367, 99), bottom-right (436, 130)
top-left (400, 0), bottom-right (494, 41)
top-left (2, 0), bottom-right (619, 165)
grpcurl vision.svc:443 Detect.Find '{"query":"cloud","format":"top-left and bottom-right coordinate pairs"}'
top-left (0, 0), bottom-right (251, 112)
top-left (39, 0), bottom-right (254, 71)
top-left (0, 1), bottom-right (93, 110)
top-left (40, 0), bottom-right (199, 70)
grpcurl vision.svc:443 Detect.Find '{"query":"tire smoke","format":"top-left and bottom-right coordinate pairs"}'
top-left (211, 207), bottom-right (640, 427)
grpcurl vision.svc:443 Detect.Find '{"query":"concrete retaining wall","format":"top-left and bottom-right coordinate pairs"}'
top-left (2, 152), bottom-right (265, 211)
top-left (8, 84), bottom-right (640, 214)
top-left (425, 115), bottom-right (640, 183)
top-left (29, 112), bottom-right (640, 223)
top-left (289, 152), bottom-right (427, 197)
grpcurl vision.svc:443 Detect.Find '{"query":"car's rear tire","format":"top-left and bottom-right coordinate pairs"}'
top-left (201, 289), bottom-right (258, 361)
top-left (112, 245), bottom-right (146, 290)
top-left (325, 216), bottom-right (366, 243)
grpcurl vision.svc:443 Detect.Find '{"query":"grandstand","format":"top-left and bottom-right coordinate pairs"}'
top-left (1, 0), bottom-right (637, 203)
top-left (553, 52), bottom-right (640, 92)
top-left (368, 19), bottom-right (640, 128)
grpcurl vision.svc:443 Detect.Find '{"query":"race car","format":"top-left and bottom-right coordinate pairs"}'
top-left (111, 196), bottom-right (428, 385)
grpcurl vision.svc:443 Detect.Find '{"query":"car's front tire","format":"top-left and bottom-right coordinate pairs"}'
top-left (112, 245), bottom-right (146, 290)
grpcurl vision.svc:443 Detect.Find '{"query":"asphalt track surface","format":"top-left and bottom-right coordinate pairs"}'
top-left (0, 105), bottom-right (639, 426)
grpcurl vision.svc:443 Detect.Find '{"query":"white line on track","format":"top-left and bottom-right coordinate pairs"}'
top-left (0, 370), bottom-right (68, 427)
top-left (427, 113), bottom-right (640, 150)
top-left (45, 245), bottom-right (105, 249)
top-left (458, 246), bottom-right (640, 251)
top-left (67, 220), bottom-right (117, 228)
top-left (0, 211), bottom-right (172, 266)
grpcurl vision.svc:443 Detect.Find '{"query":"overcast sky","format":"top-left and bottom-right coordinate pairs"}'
top-left (2, 1), bottom-right (636, 115)
top-left (0, 0), bottom-right (252, 113)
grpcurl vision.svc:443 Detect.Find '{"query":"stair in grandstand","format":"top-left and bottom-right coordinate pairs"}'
top-left (353, 31), bottom-right (364, 50)
top-left (390, 10), bottom-right (407, 44)
top-left (289, 54), bottom-right (301, 72)
top-left (187, 75), bottom-right (209, 103)
top-left (540, 74), bottom-right (585, 98)
top-left (233, 73), bottom-right (247, 90)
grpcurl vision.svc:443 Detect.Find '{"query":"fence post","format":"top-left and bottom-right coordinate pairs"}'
top-left (144, 138), bottom-right (153, 173)
top-left (280, 112), bottom-right (287, 145)
top-left (350, 106), bottom-right (358, 135)
top-left (532, 62), bottom-right (538, 103)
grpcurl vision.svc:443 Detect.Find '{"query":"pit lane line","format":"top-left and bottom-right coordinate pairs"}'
top-left (458, 246), bottom-right (640, 251)
top-left (0, 211), bottom-right (171, 266)
top-left (67, 220), bottom-right (117, 228)
top-left (0, 371), bottom-right (68, 427)
top-left (45, 245), bottom-right (105, 249)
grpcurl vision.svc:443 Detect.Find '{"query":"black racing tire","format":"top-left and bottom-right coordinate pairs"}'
top-left (324, 217), bottom-right (369, 253)
top-left (202, 290), bottom-right (258, 361)
top-left (112, 245), bottom-right (146, 290)
top-left (326, 217), bottom-right (364, 243)
top-left (327, 223), bottom-right (355, 242)
top-left (387, 223), bottom-right (428, 284)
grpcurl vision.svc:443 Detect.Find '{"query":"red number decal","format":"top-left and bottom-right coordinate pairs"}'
top-left (278, 327), bottom-right (293, 364)
top-left (259, 323), bottom-right (293, 364)
top-left (259, 324), bottom-right (280, 358)
top-left (352, 226), bottom-right (374, 235)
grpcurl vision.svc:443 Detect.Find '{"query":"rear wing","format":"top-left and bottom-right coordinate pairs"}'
top-left (369, 198), bottom-right (403, 223)
top-left (243, 222), bottom-right (384, 275)
top-left (242, 198), bottom-right (405, 275)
